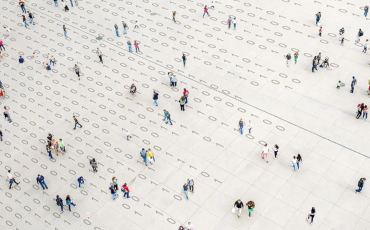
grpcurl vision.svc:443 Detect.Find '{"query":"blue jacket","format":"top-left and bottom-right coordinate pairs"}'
top-left (77, 177), bottom-right (84, 184)
top-left (36, 175), bottom-right (45, 184)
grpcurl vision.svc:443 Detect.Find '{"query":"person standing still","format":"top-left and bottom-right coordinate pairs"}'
top-left (363, 39), bottom-right (368, 53)
top-left (339, 27), bottom-right (345, 41)
top-left (28, 11), bottom-right (35, 25)
top-left (247, 120), bottom-right (252, 134)
top-left (166, 112), bottom-right (173, 125)
top-left (285, 53), bottom-right (291, 67)
top-left (203, 5), bottom-right (210, 17)
top-left (110, 184), bottom-right (118, 200)
top-left (73, 116), bottom-right (82, 129)
top-left (233, 17), bottom-right (237, 29)
top-left (122, 21), bottom-right (128, 34)
top-left (0, 39), bottom-right (5, 51)
top-left (171, 75), bottom-right (178, 87)
top-left (19, 56), bottom-right (25, 68)
top-left (319, 26), bottom-right (322, 36)
top-left (355, 178), bottom-right (366, 193)
top-left (179, 96), bottom-right (185, 111)
top-left (351, 76), bottom-right (357, 93)
top-left (97, 48), bottom-right (103, 63)
top-left (297, 154), bottom-right (303, 169)
top-left (122, 183), bottom-right (130, 198)
top-left (172, 11), bottom-right (176, 22)
top-left (77, 176), bottom-right (85, 188)
top-left (363, 105), bottom-right (368, 119)
top-left (182, 53), bottom-right (187, 67)
top-left (36, 174), bottom-right (48, 190)
top-left (127, 40), bottom-right (132, 52)
top-left (234, 199), bottom-right (244, 218)
top-left (90, 158), bottom-right (98, 172)
top-left (273, 144), bottom-right (279, 158)
top-left (0, 129), bottom-right (3, 141)
top-left (114, 23), bottom-right (119, 37)
top-left (63, 25), bottom-right (67, 37)
top-left (183, 183), bottom-right (189, 199)
top-left (365, 5), bottom-right (369, 17)
top-left (134, 41), bottom-right (140, 53)
top-left (187, 179), bottom-right (194, 193)
top-left (153, 90), bottom-right (159, 106)
top-left (238, 118), bottom-right (245, 134)
top-left (261, 144), bottom-right (269, 163)
top-left (356, 29), bottom-right (364, 43)
top-left (140, 148), bottom-right (147, 166)
top-left (227, 17), bottom-right (232, 29)
top-left (306, 207), bottom-right (316, 224)
top-left (315, 12), bottom-right (321, 26)
top-left (183, 88), bottom-right (189, 104)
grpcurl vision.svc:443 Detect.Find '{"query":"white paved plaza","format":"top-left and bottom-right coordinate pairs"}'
top-left (1, 0), bottom-right (370, 229)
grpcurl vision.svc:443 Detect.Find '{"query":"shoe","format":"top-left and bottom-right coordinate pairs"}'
top-left (73, 128), bottom-right (76, 130)
top-left (43, 188), bottom-right (45, 190)
top-left (80, 126), bottom-right (82, 128)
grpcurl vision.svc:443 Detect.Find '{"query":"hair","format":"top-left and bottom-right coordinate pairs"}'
top-left (264, 144), bottom-right (267, 146)
top-left (293, 156), bottom-right (296, 159)
top-left (297, 153), bottom-right (301, 157)
top-left (112, 177), bottom-right (116, 181)
top-left (38, 174), bottom-right (40, 176)
top-left (311, 207), bottom-right (315, 213)
top-left (124, 183), bottom-right (127, 186)
top-left (8, 170), bottom-right (11, 173)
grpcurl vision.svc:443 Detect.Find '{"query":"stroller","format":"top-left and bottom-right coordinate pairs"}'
top-left (320, 57), bottom-right (331, 70)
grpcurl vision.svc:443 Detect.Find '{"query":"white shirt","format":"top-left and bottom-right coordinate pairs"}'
top-left (126, 131), bottom-right (130, 136)
top-left (263, 146), bottom-right (269, 153)
top-left (7, 172), bottom-right (13, 180)
top-left (292, 158), bottom-right (297, 164)
top-left (365, 42), bottom-right (368, 48)
top-left (247, 122), bottom-right (253, 129)
top-left (186, 223), bottom-right (194, 230)
top-left (233, 19), bottom-right (237, 24)
top-left (273, 147), bottom-right (278, 152)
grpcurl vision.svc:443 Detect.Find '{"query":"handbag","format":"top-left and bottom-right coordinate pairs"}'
top-left (231, 207), bottom-right (235, 213)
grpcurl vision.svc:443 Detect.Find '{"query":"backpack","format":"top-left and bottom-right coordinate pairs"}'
top-left (358, 179), bottom-right (364, 187)
top-left (56, 198), bottom-right (62, 206)
top-left (360, 31), bottom-right (364, 36)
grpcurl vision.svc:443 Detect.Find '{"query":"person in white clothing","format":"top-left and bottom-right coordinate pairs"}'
top-left (292, 156), bottom-right (297, 171)
top-left (261, 144), bottom-right (269, 163)
top-left (233, 17), bottom-right (237, 29)
top-left (185, 221), bottom-right (194, 230)
top-left (126, 130), bottom-right (132, 141)
top-left (363, 39), bottom-right (368, 53)
top-left (247, 120), bottom-right (252, 134)
top-left (3, 26), bottom-right (11, 39)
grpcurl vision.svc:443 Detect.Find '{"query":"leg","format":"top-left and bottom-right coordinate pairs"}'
top-left (297, 162), bottom-right (300, 169)
top-left (78, 122), bottom-right (82, 128)
top-left (68, 205), bottom-right (71, 211)
top-left (184, 190), bottom-right (188, 199)
top-left (61, 204), bottom-right (64, 212)
top-left (74, 123), bottom-right (77, 129)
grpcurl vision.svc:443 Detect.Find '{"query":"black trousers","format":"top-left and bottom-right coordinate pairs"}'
top-left (356, 111), bottom-right (362, 119)
top-left (180, 104), bottom-right (185, 111)
top-left (99, 55), bottom-right (103, 63)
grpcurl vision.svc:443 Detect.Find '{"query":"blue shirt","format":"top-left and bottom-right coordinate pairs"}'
top-left (19, 58), bottom-right (24, 63)
top-left (36, 175), bottom-right (45, 183)
top-left (183, 185), bottom-right (188, 191)
top-left (352, 78), bottom-right (357, 86)
top-left (140, 150), bottom-right (147, 158)
top-left (46, 65), bottom-right (51, 70)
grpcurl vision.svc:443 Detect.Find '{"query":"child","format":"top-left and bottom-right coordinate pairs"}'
top-left (319, 26), bottom-right (322, 36)
top-left (337, 81), bottom-right (341, 89)
top-left (340, 36), bottom-right (344, 46)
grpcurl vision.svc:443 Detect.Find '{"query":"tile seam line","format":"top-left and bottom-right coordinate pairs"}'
top-left (22, 5), bottom-right (369, 159)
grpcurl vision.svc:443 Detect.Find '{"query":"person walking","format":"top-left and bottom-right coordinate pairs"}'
top-left (54, 0), bottom-right (58, 7)
top-left (363, 105), bottom-right (368, 119)
top-left (70, 0), bottom-right (73, 7)
top-left (90, 158), bottom-right (98, 172)
top-left (357, 103), bottom-right (364, 119)
top-left (0, 40), bottom-right (5, 51)
top-left (312, 57), bottom-right (316, 73)
top-left (46, 63), bottom-right (53, 76)
top-left (7, 169), bottom-right (20, 189)
top-left (166, 111), bottom-right (173, 125)
top-left (261, 144), bottom-right (269, 163)
top-left (36, 174), bottom-right (48, 189)
top-left (246, 201), bottom-right (255, 217)
top-left (114, 23), bottom-right (119, 37)
top-left (182, 53), bottom-right (187, 67)
top-left (122, 183), bottom-right (130, 198)
top-left (273, 144), bottom-right (279, 158)
top-left (363, 39), bottom-right (368, 53)
top-left (73, 116), bottom-right (82, 129)
top-left (183, 88), bottom-right (189, 104)
top-left (28, 11), bottom-right (35, 25)
top-left (126, 130), bottom-right (132, 140)
top-left (112, 177), bottom-right (118, 191)
top-left (294, 52), bottom-right (299, 64)
top-left (63, 25), bottom-right (67, 37)
top-left (203, 5), bottom-right (210, 17)
top-left (47, 144), bottom-right (54, 159)
top-left (110, 184), bottom-right (118, 200)
top-left (183, 182), bottom-right (189, 199)
top-left (187, 179), bottom-right (194, 193)
top-left (19, 56), bottom-right (25, 68)
top-left (233, 17), bottom-right (237, 29)
top-left (227, 16), bottom-right (232, 29)
top-left (0, 129), bottom-right (3, 141)
top-left (306, 207), bottom-right (316, 224)
top-left (340, 36), bottom-right (344, 46)
top-left (315, 12), bottom-right (321, 26)
top-left (365, 5), bottom-right (369, 17)
top-left (355, 178), bottom-right (366, 193)
top-left (337, 81), bottom-right (341, 89)
top-left (4, 106), bottom-right (12, 123)
top-left (97, 48), bottom-right (103, 63)
top-left (147, 148), bottom-right (155, 165)
top-left (185, 222), bottom-right (194, 230)
top-left (127, 40), bottom-right (132, 52)
top-left (77, 176), bottom-right (85, 188)
top-left (134, 41), bottom-right (140, 53)
top-left (246, 120), bottom-right (252, 134)
top-left (140, 148), bottom-right (147, 166)
top-left (297, 154), bottom-right (303, 169)
top-left (284, 53), bottom-right (291, 67)
top-left (356, 29), bottom-right (364, 43)
top-left (122, 21), bottom-right (128, 34)
top-left (56, 195), bottom-right (64, 212)
top-left (172, 11), bottom-right (176, 22)
top-left (73, 64), bottom-right (81, 80)
top-left (153, 90), bottom-right (159, 106)
top-left (66, 195), bottom-right (76, 211)
top-left (319, 26), bottom-right (322, 36)
top-left (233, 199), bottom-right (244, 218)
top-left (238, 118), bottom-right (245, 134)
top-left (179, 96), bottom-right (185, 111)
top-left (19, 0), bottom-right (26, 13)
top-left (339, 27), bottom-right (345, 41)
top-left (292, 156), bottom-right (297, 171)
top-left (171, 75), bottom-right (178, 87)
top-left (351, 76), bottom-right (357, 93)
top-left (163, 109), bottom-right (169, 121)
top-left (59, 138), bottom-right (66, 154)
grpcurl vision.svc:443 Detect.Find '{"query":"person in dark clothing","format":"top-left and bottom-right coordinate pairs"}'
top-left (356, 103), bottom-right (364, 119)
top-left (356, 178), bottom-right (366, 193)
top-left (73, 116), bottom-right (82, 129)
top-left (306, 207), bottom-right (315, 224)
top-left (234, 199), bottom-right (244, 218)
top-left (56, 195), bottom-right (64, 212)
top-left (36, 174), bottom-right (48, 189)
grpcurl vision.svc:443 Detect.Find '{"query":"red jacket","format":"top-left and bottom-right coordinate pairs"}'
top-left (183, 90), bottom-right (189, 97)
top-left (122, 185), bottom-right (130, 192)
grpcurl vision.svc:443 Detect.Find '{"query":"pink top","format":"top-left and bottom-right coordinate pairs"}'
top-left (134, 42), bottom-right (139, 48)
top-left (0, 40), bottom-right (3, 45)
top-left (4, 108), bottom-right (8, 114)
